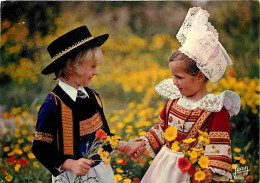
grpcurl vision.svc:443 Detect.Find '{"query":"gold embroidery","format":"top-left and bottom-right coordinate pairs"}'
top-left (209, 132), bottom-right (230, 139)
top-left (35, 131), bottom-right (54, 143)
top-left (157, 116), bottom-right (165, 128)
top-left (146, 132), bottom-right (161, 154)
top-left (209, 159), bottom-right (232, 172)
top-left (93, 93), bottom-right (102, 108)
top-left (182, 111), bottom-right (212, 149)
top-left (187, 111), bottom-right (212, 138)
top-left (80, 113), bottom-right (103, 136)
top-left (173, 101), bottom-right (191, 115)
top-left (52, 92), bottom-right (74, 156)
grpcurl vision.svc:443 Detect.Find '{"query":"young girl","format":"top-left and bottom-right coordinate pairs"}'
top-left (31, 25), bottom-right (140, 183)
top-left (127, 7), bottom-right (241, 183)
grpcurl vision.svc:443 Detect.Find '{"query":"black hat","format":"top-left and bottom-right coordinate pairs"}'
top-left (41, 25), bottom-right (109, 75)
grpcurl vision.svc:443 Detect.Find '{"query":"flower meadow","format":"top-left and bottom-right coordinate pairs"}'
top-left (1, 4), bottom-right (259, 183)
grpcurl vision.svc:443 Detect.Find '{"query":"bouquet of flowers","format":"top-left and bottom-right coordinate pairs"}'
top-left (164, 126), bottom-right (210, 182)
top-left (74, 129), bottom-right (120, 183)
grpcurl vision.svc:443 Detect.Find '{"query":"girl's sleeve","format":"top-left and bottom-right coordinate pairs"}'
top-left (31, 94), bottom-right (67, 177)
top-left (204, 108), bottom-right (233, 181)
top-left (139, 101), bottom-right (168, 158)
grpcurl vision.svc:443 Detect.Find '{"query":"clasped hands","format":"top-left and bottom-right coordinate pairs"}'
top-left (120, 139), bottom-right (146, 160)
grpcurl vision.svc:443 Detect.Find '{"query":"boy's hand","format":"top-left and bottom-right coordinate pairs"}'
top-left (125, 140), bottom-right (145, 159)
top-left (62, 158), bottom-right (94, 176)
top-left (200, 169), bottom-right (214, 183)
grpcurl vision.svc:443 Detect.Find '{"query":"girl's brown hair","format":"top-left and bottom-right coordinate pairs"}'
top-left (169, 50), bottom-right (201, 76)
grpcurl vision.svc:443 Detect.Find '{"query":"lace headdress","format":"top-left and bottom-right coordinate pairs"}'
top-left (176, 7), bottom-right (232, 82)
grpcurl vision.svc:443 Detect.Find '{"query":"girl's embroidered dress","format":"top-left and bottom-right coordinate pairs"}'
top-left (140, 79), bottom-right (240, 183)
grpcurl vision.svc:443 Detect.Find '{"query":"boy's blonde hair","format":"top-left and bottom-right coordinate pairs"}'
top-left (54, 47), bottom-right (104, 79)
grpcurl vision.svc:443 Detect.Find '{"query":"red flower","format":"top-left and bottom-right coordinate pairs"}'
top-left (246, 175), bottom-right (253, 182)
top-left (95, 129), bottom-right (107, 140)
top-left (187, 166), bottom-right (196, 176)
top-left (117, 158), bottom-right (127, 165)
top-left (8, 156), bottom-right (17, 164)
top-left (19, 158), bottom-right (29, 166)
top-left (133, 178), bottom-right (140, 183)
top-left (2, 169), bottom-right (6, 175)
top-left (178, 157), bottom-right (192, 174)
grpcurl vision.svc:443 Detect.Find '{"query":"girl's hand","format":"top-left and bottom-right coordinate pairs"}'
top-left (125, 140), bottom-right (145, 158)
top-left (200, 169), bottom-right (214, 183)
top-left (62, 158), bottom-right (94, 176)
top-left (130, 146), bottom-right (146, 160)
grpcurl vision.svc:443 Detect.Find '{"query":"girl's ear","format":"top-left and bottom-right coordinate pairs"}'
top-left (197, 71), bottom-right (207, 83)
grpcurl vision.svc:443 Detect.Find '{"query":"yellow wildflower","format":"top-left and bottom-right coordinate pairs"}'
top-left (198, 130), bottom-right (208, 137)
top-left (27, 135), bottom-right (34, 142)
top-left (198, 156), bottom-right (209, 169)
top-left (232, 164), bottom-right (238, 169)
top-left (164, 126), bottom-right (177, 142)
top-left (233, 147), bottom-right (241, 153)
top-left (14, 148), bottom-right (23, 155)
top-left (116, 168), bottom-right (124, 173)
top-left (188, 151), bottom-right (198, 159)
top-left (194, 170), bottom-right (206, 181)
top-left (21, 130), bottom-right (28, 135)
top-left (7, 151), bottom-right (15, 156)
top-left (171, 141), bottom-right (180, 151)
top-left (234, 156), bottom-right (241, 160)
top-left (5, 174), bottom-right (13, 182)
top-left (3, 146), bottom-right (10, 152)
top-left (28, 152), bottom-right (35, 159)
top-left (198, 136), bottom-right (210, 145)
top-left (33, 161), bottom-right (40, 168)
top-left (183, 138), bottom-right (196, 144)
top-left (23, 145), bottom-right (31, 152)
top-left (104, 156), bottom-right (111, 167)
top-left (230, 179), bottom-right (235, 182)
top-left (114, 174), bottom-right (123, 182)
top-left (123, 179), bottom-right (132, 183)
top-left (14, 132), bottom-right (21, 138)
top-left (190, 157), bottom-right (197, 164)
top-left (110, 136), bottom-right (120, 149)
top-left (14, 164), bottom-right (21, 172)
top-left (18, 139), bottom-right (25, 144)
top-left (240, 159), bottom-right (246, 164)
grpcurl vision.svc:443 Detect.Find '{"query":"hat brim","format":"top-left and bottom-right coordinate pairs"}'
top-left (41, 34), bottom-right (109, 75)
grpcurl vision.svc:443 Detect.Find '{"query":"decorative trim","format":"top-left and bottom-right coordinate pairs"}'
top-left (52, 37), bottom-right (94, 61)
top-left (93, 93), bottom-right (102, 108)
top-left (80, 113), bottom-right (103, 136)
top-left (157, 116), bottom-right (165, 129)
top-left (52, 92), bottom-right (74, 156)
top-left (209, 132), bottom-right (230, 139)
top-left (209, 159), bottom-right (232, 172)
top-left (35, 131), bottom-right (54, 143)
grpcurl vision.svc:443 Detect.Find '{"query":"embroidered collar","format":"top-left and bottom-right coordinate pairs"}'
top-left (155, 79), bottom-right (241, 116)
top-left (58, 79), bottom-right (88, 101)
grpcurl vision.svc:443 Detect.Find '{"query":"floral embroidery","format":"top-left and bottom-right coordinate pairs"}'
top-left (80, 113), bottom-right (103, 136)
top-left (35, 131), bottom-right (54, 143)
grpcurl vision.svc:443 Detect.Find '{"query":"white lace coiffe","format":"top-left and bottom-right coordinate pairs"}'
top-left (176, 7), bottom-right (232, 83)
top-left (155, 79), bottom-right (241, 116)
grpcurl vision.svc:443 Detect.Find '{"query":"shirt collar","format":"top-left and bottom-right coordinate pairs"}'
top-left (58, 79), bottom-right (88, 102)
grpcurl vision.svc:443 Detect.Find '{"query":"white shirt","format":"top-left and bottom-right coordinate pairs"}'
top-left (58, 79), bottom-right (89, 101)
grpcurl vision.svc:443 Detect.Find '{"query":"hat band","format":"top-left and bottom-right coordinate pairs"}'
top-left (52, 36), bottom-right (94, 61)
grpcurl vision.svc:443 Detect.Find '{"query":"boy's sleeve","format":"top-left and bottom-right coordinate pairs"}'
top-left (31, 94), bottom-right (67, 177)
top-left (139, 101), bottom-right (168, 158)
top-left (204, 108), bottom-right (232, 181)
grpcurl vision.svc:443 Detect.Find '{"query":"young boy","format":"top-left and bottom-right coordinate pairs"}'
top-left (31, 25), bottom-right (137, 183)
